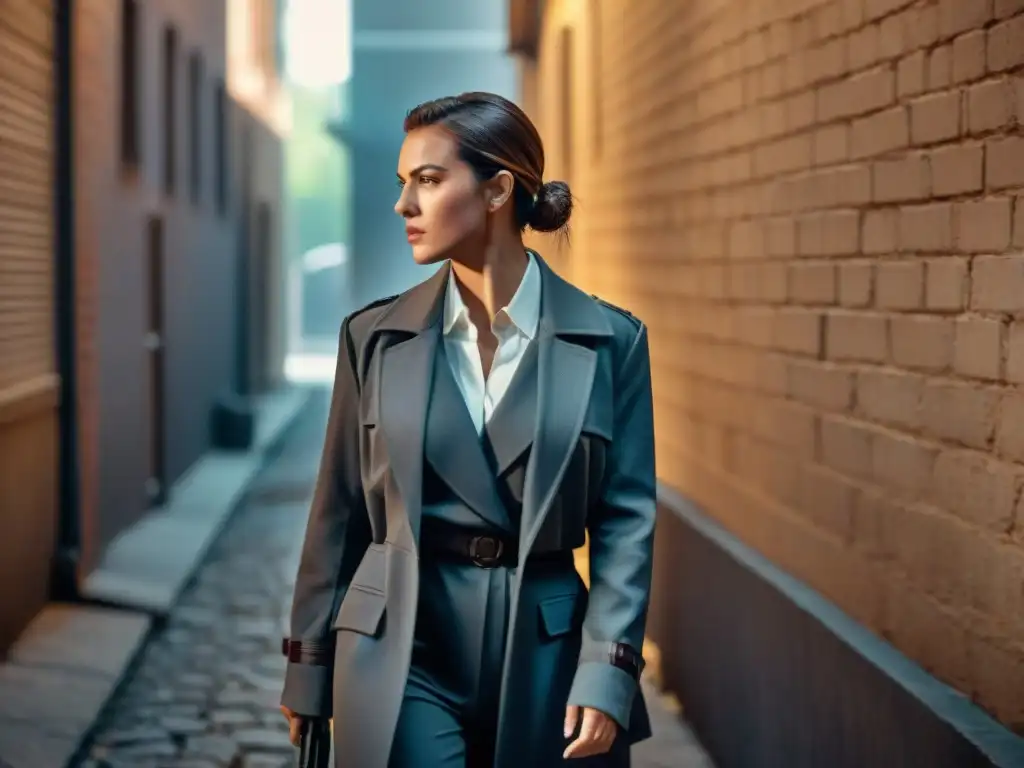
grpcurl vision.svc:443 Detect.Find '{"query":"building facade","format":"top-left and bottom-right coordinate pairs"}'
top-left (0, 0), bottom-right (289, 656)
top-left (0, 1), bottom-right (61, 656)
top-left (73, 0), bottom-right (287, 579)
top-left (518, 0), bottom-right (1024, 736)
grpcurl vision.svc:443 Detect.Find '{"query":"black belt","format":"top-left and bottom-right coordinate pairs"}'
top-left (420, 526), bottom-right (519, 568)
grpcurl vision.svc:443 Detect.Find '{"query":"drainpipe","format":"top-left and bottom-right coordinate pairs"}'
top-left (52, 0), bottom-right (81, 600)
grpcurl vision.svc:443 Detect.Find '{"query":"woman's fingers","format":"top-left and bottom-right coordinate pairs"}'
top-left (563, 707), bottom-right (617, 759)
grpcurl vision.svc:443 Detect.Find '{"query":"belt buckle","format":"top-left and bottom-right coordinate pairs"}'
top-left (468, 535), bottom-right (504, 568)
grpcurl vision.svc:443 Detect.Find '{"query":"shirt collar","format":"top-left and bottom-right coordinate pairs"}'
top-left (443, 251), bottom-right (541, 339)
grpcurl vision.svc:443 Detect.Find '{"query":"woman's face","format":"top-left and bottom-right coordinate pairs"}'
top-left (394, 126), bottom-right (489, 266)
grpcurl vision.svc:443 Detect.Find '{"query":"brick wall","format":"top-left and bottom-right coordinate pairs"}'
top-left (0, 1), bottom-right (56, 389)
top-left (72, 0), bottom-right (265, 574)
top-left (528, 0), bottom-right (1024, 729)
top-left (0, 1), bottom-right (59, 656)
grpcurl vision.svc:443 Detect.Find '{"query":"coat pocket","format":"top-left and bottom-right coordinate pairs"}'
top-left (332, 585), bottom-right (386, 638)
top-left (538, 594), bottom-right (581, 639)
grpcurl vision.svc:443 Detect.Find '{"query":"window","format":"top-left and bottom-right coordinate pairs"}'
top-left (162, 25), bottom-right (179, 196)
top-left (214, 78), bottom-right (228, 216)
top-left (119, 0), bottom-right (140, 169)
top-left (188, 51), bottom-right (203, 205)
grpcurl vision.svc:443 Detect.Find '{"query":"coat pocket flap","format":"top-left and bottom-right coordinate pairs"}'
top-left (332, 586), bottom-right (386, 637)
top-left (538, 594), bottom-right (579, 639)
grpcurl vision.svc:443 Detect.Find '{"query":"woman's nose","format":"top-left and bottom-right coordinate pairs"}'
top-left (394, 187), bottom-right (413, 217)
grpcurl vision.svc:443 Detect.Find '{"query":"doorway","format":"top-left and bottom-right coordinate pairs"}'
top-left (145, 215), bottom-right (167, 507)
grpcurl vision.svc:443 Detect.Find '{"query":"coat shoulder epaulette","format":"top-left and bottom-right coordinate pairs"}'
top-left (591, 294), bottom-right (642, 329)
top-left (348, 293), bottom-right (399, 321)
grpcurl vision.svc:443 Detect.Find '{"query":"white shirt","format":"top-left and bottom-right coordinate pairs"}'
top-left (442, 252), bottom-right (541, 435)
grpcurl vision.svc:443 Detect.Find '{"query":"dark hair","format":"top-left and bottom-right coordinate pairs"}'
top-left (403, 92), bottom-right (573, 234)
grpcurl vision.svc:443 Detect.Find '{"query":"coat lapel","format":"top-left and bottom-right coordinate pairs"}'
top-left (375, 263), bottom-right (450, 549)
top-left (520, 255), bottom-right (613, 557)
top-left (426, 343), bottom-right (511, 530)
top-left (483, 337), bottom-right (538, 477)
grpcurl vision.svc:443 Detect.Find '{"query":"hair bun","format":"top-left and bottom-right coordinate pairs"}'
top-left (527, 180), bottom-right (573, 233)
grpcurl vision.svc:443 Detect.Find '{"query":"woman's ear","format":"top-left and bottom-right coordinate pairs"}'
top-left (485, 170), bottom-right (515, 213)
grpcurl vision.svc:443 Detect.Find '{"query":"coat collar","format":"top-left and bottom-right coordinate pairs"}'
top-left (373, 251), bottom-right (612, 339)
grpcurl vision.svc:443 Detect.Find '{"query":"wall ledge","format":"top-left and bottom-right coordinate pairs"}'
top-left (0, 374), bottom-right (60, 427)
top-left (656, 483), bottom-right (1024, 768)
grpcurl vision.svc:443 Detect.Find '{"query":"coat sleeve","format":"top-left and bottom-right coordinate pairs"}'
top-left (281, 315), bottom-right (371, 718)
top-left (566, 322), bottom-right (657, 731)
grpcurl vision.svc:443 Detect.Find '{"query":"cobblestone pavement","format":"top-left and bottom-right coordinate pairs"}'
top-left (75, 389), bottom-right (713, 768)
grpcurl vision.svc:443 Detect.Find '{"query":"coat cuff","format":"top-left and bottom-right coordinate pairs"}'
top-left (566, 661), bottom-right (639, 731)
top-left (281, 660), bottom-right (333, 718)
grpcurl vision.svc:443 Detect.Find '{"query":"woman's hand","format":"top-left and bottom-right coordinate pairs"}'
top-left (563, 705), bottom-right (618, 759)
top-left (280, 705), bottom-right (304, 746)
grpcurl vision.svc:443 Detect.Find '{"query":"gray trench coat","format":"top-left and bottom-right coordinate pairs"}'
top-left (281, 255), bottom-right (657, 767)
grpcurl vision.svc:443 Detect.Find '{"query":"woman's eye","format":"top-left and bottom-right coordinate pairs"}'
top-left (396, 180), bottom-right (406, 189)
top-left (419, 176), bottom-right (439, 185)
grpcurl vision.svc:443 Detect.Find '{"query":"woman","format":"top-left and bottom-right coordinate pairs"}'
top-left (279, 92), bottom-right (657, 768)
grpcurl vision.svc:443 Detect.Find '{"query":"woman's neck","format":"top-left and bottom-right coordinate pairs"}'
top-left (450, 241), bottom-right (529, 327)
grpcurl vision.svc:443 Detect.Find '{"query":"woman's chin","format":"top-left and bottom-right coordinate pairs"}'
top-left (410, 243), bottom-right (445, 265)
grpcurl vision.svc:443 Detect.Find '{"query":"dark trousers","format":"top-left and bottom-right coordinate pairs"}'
top-left (388, 554), bottom-right (513, 768)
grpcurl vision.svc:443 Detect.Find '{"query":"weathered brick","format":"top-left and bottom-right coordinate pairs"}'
top-left (995, 392), bottom-right (1024, 463)
top-left (966, 78), bottom-right (1015, 134)
top-left (772, 308), bottom-right (824, 356)
top-left (955, 197), bottom-right (1012, 252)
top-left (820, 209), bottom-right (861, 255)
top-left (827, 311), bottom-right (889, 362)
top-left (952, 31), bottom-right (986, 84)
top-left (931, 449), bottom-right (1018, 532)
top-left (953, 316), bottom-right (1004, 380)
top-left (987, 13), bottom-right (1024, 72)
top-left (863, 208), bottom-right (899, 253)
top-left (898, 203), bottom-right (954, 252)
top-left (876, 260), bottom-right (924, 309)
top-left (857, 369), bottom-right (923, 429)
top-left (910, 91), bottom-right (962, 145)
top-left (929, 144), bottom-right (983, 197)
top-left (847, 24), bottom-right (883, 71)
top-left (928, 45), bottom-right (953, 90)
top-left (939, 0), bottom-right (994, 39)
top-left (897, 51), bottom-right (926, 98)
top-left (890, 314), bottom-right (954, 371)
top-left (871, 430), bottom-right (937, 500)
top-left (921, 381), bottom-right (999, 450)
top-left (872, 154), bottom-right (930, 202)
top-left (838, 261), bottom-right (874, 307)
top-left (985, 136), bottom-right (1024, 190)
top-left (906, 2), bottom-right (941, 49)
top-left (864, 0), bottom-right (915, 22)
top-left (1015, 197), bottom-right (1024, 248)
top-left (971, 255), bottom-right (1024, 311)
top-left (820, 415), bottom-right (874, 479)
top-left (787, 359), bottom-right (854, 411)
top-left (851, 106), bottom-right (909, 158)
top-left (813, 124), bottom-right (850, 165)
top-left (995, 0), bottom-right (1024, 18)
top-left (789, 262), bottom-right (837, 305)
top-left (1007, 321), bottom-right (1024, 383)
top-left (925, 257), bottom-right (969, 311)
